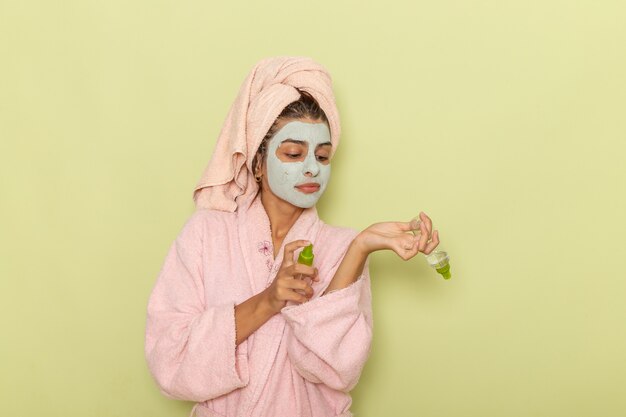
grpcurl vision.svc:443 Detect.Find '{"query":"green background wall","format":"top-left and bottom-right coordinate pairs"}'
top-left (1, 0), bottom-right (625, 416)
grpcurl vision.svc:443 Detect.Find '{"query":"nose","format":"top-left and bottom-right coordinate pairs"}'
top-left (302, 153), bottom-right (320, 177)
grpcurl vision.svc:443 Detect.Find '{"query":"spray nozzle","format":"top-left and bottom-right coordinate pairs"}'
top-left (297, 244), bottom-right (314, 266)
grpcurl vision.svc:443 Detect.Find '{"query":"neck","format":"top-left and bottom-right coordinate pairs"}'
top-left (260, 190), bottom-right (304, 241)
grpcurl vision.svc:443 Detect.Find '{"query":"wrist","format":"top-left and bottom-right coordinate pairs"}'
top-left (352, 232), bottom-right (372, 257)
top-left (323, 234), bottom-right (370, 296)
top-left (257, 289), bottom-right (280, 316)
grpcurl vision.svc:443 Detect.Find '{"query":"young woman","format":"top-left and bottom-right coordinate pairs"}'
top-left (145, 56), bottom-right (439, 417)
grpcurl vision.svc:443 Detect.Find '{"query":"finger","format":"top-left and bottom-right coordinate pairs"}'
top-left (394, 235), bottom-right (417, 255)
top-left (423, 230), bottom-right (440, 254)
top-left (419, 219), bottom-right (428, 238)
top-left (419, 212), bottom-right (433, 235)
top-left (293, 287), bottom-right (314, 299)
top-left (418, 221), bottom-right (429, 252)
top-left (282, 240), bottom-right (311, 266)
top-left (283, 282), bottom-right (313, 299)
top-left (394, 239), bottom-right (420, 260)
top-left (293, 264), bottom-right (316, 277)
top-left (396, 219), bottom-right (419, 233)
top-left (406, 246), bottom-right (421, 260)
top-left (283, 276), bottom-right (311, 290)
top-left (311, 267), bottom-right (320, 282)
top-left (400, 234), bottom-right (417, 250)
top-left (277, 286), bottom-right (309, 304)
top-left (410, 218), bottom-right (422, 236)
top-left (287, 292), bottom-right (309, 304)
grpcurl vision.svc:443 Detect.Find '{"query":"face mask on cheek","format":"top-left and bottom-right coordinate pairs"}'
top-left (265, 120), bottom-right (332, 208)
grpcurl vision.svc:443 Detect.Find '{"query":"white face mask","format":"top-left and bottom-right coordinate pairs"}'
top-left (265, 120), bottom-right (332, 208)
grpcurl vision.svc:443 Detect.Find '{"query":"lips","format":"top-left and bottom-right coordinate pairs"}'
top-left (294, 182), bottom-right (321, 194)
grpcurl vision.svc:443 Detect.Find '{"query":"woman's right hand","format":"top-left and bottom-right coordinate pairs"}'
top-left (262, 240), bottom-right (319, 314)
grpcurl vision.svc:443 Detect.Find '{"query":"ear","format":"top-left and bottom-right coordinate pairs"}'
top-left (254, 154), bottom-right (263, 175)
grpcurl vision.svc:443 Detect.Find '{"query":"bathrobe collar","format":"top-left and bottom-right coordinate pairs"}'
top-left (236, 190), bottom-right (322, 295)
top-left (234, 190), bottom-right (323, 415)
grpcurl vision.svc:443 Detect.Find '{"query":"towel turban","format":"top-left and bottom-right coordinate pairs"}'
top-left (192, 56), bottom-right (342, 212)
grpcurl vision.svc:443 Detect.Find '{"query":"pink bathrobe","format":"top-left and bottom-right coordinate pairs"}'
top-left (145, 191), bottom-right (373, 417)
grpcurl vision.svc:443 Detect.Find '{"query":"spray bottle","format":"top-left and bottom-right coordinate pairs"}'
top-left (295, 244), bottom-right (314, 295)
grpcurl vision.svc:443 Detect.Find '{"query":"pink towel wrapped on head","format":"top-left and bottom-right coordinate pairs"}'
top-left (193, 56), bottom-right (342, 212)
top-left (145, 56), bottom-right (373, 417)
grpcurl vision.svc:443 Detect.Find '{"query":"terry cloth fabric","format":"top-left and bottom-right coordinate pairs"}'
top-left (192, 56), bottom-right (342, 212)
top-left (144, 190), bottom-right (373, 417)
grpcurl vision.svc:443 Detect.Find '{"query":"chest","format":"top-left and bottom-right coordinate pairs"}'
top-left (200, 227), bottom-right (281, 306)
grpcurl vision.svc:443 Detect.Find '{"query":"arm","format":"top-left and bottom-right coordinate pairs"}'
top-left (324, 214), bottom-right (439, 294)
top-left (145, 219), bottom-right (315, 401)
top-left (280, 233), bottom-right (373, 392)
top-left (233, 240), bottom-right (322, 345)
top-left (280, 216), bottom-right (441, 391)
top-left (145, 213), bottom-right (250, 402)
top-left (234, 291), bottom-right (276, 346)
top-left (322, 237), bottom-right (368, 295)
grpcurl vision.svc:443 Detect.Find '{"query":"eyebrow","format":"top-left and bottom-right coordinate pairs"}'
top-left (280, 139), bottom-right (333, 148)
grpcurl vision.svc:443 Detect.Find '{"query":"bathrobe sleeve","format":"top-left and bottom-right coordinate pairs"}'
top-left (280, 240), bottom-right (373, 393)
top-left (144, 212), bottom-right (249, 402)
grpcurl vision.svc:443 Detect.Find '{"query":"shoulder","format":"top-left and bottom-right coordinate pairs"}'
top-left (177, 208), bottom-right (237, 241)
top-left (318, 222), bottom-right (359, 245)
top-left (187, 208), bottom-right (236, 226)
top-left (314, 222), bottom-right (360, 264)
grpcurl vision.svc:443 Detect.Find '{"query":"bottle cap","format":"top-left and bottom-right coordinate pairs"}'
top-left (426, 251), bottom-right (452, 280)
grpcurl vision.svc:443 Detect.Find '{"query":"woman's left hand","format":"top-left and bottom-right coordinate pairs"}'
top-left (353, 211), bottom-right (440, 260)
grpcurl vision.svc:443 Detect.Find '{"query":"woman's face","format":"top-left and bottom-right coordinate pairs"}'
top-left (260, 117), bottom-right (332, 208)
